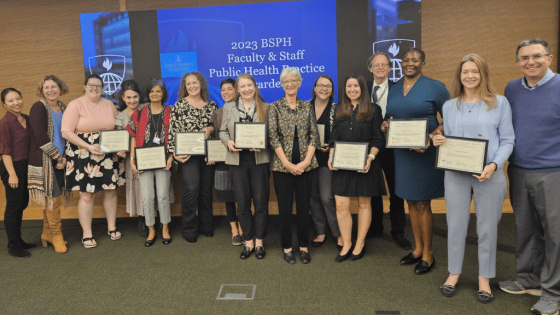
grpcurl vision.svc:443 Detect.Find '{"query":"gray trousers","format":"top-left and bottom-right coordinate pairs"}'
top-left (310, 166), bottom-right (340, 237)
top-left (445, 170), bottom-right (506, 278)
top-left (508, 166), bottom-right (560, 302)
top-left (139, 169), bottom-right (171, 227)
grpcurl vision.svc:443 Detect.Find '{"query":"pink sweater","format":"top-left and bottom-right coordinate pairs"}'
top-left (61, 96), bottom-right (117, 133)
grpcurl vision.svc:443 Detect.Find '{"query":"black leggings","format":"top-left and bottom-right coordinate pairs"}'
top-left (0, 159), bottom-right (29, 246)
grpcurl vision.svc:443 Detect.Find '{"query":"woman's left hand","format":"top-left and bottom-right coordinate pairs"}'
top-left (202, 126), bottom-right (213, 139)
top-left (55, 157), bottom-right (66, 170)
top-left (358, 157), bottom-right (372, 173)
top-left (116, 151), bottom-right (127, 158)
top-left (473, 163), bottom-right (497, 182)
top-left (294, 161), bottom-right (309, 174)
top-left (164, 156), bottom-right (173, 170)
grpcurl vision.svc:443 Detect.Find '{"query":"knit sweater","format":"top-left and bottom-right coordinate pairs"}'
top-left (505, 73), bottom-right (560, 172)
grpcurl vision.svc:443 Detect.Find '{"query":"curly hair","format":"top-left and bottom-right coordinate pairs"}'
top-left (178, 72), bottom-right (209, 101)
top-left (37, 75), bottom-right (69, 98)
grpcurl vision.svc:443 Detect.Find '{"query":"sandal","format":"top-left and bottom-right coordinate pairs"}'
top-left (107, 229), bottom-right (122, 241)
top-left (82, 237), bottom-right (97, 248)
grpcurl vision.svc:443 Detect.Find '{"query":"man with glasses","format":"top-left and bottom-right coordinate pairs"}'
top-left (366, 52), bottom-right (411, 250)
top-left (499, 38), bottom-right (560, 315)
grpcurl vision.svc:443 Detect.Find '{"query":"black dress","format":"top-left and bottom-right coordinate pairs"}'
top-left (330, 104), bottom-right (386, 197)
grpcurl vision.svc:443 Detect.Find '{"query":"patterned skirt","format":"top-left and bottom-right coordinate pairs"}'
top-left (65, 132), bottom-right (125, 193)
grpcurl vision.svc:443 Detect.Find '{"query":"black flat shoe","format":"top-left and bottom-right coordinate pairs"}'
top-left (283, 251), bottom-right (296, 264)
top-left (415, 258), bottom-right (435, 275)
top-left (392, 233), bottom-right (412, 250)
top-left (162, 237), bottom-right (172, 245)
top-left (255, 246), bottom-right (266, 259)
top-left (311, 236), bottom-right (326, 247)
top-left (440, 283), bottom-right (458, 297)
top-left (184, 236), bottom-right (197, 243)
top-left (400, 252), bottom-right (422, 266)
top-left (145, 235), bottom-right (157, 247)
top-left (335, 247), bottom-right (353, 263)
top-left (240, 246), bottom-right (254, 259)
top-left (350, 245), bottom-right (366, 261)
top-left (299, 250), bottom-right (311, 264)
top-left (477, 290), bottom-right (493, 304)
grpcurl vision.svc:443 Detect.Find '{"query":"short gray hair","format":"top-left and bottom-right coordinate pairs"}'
top-left (280, 67), bottom-right (302, 83)
top-left (367, 52), bottom-right (392, 69)
top-left (516, 38), bottom-right (551, 59)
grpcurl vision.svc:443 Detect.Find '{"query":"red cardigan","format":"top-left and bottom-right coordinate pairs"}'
top-left (126, 105), bottom-right (171, 149)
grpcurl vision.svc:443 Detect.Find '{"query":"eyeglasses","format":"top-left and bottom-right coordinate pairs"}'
top-left (87, 84), bottom-right (102, 89)
top-left (518, 54), bottom-right (550, 62)
top-left (315, 84), bottom-right (332, 90)
top-left (371, 63), bottom-right (390, 68)
top-left (282, 79), bottom-right (300, 86)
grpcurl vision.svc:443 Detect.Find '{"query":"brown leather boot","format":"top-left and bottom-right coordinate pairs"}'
top-left (41, 208), bottom-right (52, 247)
top-left (46, 197), bottom-right (67, 253)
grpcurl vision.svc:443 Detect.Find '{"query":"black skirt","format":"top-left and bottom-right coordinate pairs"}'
top-left (331, 159), bottom-right (386, 197)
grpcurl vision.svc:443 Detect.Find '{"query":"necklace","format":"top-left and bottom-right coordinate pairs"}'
top-left (465, 101), bottom-right (480, 113)
top-left (404, 77), bottom-right (419, 93)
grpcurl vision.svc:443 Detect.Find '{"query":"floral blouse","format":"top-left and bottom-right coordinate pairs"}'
top-left (268, 96), bottom-right (320, 173)
top-left (167, 98), bottom-right (218, 153)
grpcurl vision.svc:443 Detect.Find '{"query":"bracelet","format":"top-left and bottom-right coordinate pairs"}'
top-left (368, 154), bottom-right (376, 160)
top-left (428, 134), bottom-right (434, 140)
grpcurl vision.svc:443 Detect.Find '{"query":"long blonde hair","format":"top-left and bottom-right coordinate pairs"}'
top-left (235, 73), bottom-right (267, 122)
top-left (452, 53), bottom-right (497, 110)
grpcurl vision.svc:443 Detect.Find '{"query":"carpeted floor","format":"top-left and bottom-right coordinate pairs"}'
top-left (0, 213), bottom-right (536, 315)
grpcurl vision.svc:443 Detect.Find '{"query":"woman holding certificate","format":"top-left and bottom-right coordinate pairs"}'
top-left (432, 54), bottom-right (514, 303)
top-left (328, 74), bottom-right (385, 262)
top-left (28, 75), bottom-right (69, 253)
top-left (168, 72), bottom-right (218, 243)
top-left (61, 74), bottom-right (125, 248)
top-left (215, 78), bottom-right (243, 246)
top-left (384, 48), bottom-right (449, 274)
top-left (220, 74), bottom-right (270, 259)
top-left (269, 68), bottom-right (320, 264)
top-left (0, 88), bottom-right (32, 257)
top-left (127, 80), bottom-right (174, 246)
top-left (115, 80), bottom-right (146, 237)
top-left (309, 74), bottom-right (343, 249)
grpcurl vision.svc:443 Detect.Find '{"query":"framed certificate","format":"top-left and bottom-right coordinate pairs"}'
top-left (234, 122), bottom-right (267, 150)
top-left (135, 146), bottom-right (167, 171)
top-left (206, 140), bottom-right (227, 163)
top-left (435, 136), bottom-right (488, 175)
top-left (332, 142), bottom-right (368, 171)
top-left (99, 130), bottom-right (130, 153)
top-left (317, 124), bottom-right (326, 145)
top-left (386, 118), bottom-right (429, 149)
top-left (175, 132), bottom-right (206, 155)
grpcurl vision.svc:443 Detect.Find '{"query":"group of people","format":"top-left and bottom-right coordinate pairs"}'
top-left (1, 38), bottom-right (559, 314)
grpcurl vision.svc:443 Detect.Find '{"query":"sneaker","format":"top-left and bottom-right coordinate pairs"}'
top-left (531, 298), bottom-right (559, 315)
top-left (499, 280), bottom-right (542, 296)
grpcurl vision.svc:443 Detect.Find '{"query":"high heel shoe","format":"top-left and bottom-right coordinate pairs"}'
top-left (350, 245), bottom-right (366, 261)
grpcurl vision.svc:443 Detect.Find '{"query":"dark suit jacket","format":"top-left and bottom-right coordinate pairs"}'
top-left (367, 79), bottom-right (395, 103)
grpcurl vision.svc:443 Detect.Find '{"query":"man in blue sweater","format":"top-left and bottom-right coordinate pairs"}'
top-left (499, 38), bottom-right (560, 315)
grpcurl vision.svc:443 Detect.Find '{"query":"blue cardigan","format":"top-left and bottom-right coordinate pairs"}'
top-left (442, 95), bottom-right (515, 169)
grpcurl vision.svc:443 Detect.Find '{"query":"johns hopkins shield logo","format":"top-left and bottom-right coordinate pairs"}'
top-left (88, 55), bottom-right (126, 96)
top-left (372, 39), bottom-right (416, 82)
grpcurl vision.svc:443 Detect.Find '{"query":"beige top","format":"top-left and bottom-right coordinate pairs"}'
top-left (61, 96), bottom-right (117, 133)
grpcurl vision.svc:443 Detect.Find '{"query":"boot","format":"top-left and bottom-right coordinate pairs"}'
top-left (8, 241), bottom-right (31, 258)
top-left (41, 208), bottom-right (52, 247)
top-left (45, 197), bottom-right (67, 253)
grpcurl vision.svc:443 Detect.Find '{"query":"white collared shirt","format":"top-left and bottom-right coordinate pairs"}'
top-left (371, 78), bottom-right (389, 118)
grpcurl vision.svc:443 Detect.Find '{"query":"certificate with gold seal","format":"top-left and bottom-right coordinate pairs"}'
top-left (99, 130), bottom-right (130, 153)
top-left (435, 136), bottom-right (488, 175)
top-left (234, 122), bottom-right (267, 150)
top-left (135, 146), bottom-right (167, 171)
top-left (206, 140), bottom-right (227, 163)
top-left (386, 118), bottom-right (429, 149)
top-left (175, 132), bottom-right (206, 155)
top-left (332, 142), bottom-right (368, 171)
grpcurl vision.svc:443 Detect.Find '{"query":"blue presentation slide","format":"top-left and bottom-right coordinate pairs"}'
top-left (157, 0), bottom-right (337, 106)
